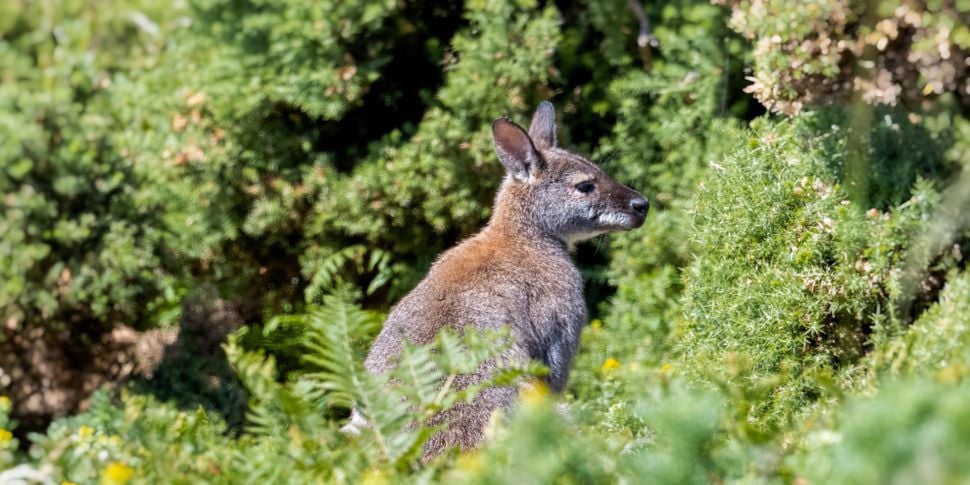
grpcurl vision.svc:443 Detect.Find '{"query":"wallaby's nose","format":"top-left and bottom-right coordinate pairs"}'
top-left (630, 197), bottom-right (649, 216)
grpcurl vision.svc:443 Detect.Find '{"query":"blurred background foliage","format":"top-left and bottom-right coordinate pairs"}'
top-left (1, 0), bottom-right (969, 483)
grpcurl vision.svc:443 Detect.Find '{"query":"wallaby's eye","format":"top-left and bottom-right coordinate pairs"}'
top-left (575, 181), bottom-right (595, 194)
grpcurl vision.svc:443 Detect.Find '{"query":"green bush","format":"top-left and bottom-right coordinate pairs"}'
top-left (306, 0), bottom-right (562, 294)
top-left (0, 0), bottom-right (197, 332)
top-left (876, 269), bottom-right (970, 376)
top-left (0, 396), bottom-right (14, 470)
top-left (679, 113), bottom-right (948, 425)
top-left (794, 376), bottom-right (970, 483)
top-left (135, 0), bottom-right (570, 306)
top-left (716, 0), bottom-right (970, 114)
top-left (10, 293), bottom-right (539, 484)
top-left (585, 0), bottom-right (750, 368)
top-left (190, 0), bottom-right (398, 120)
top-left (456, 378), bottom-right (733, 484)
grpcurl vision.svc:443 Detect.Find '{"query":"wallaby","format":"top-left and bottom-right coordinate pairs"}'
top-left (353, 101), bottom-right (648, 457)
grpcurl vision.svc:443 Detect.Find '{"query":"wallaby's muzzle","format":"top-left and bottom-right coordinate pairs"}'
top-left (594, 184), bottom-right (648, 231)
top-left (629, 194), bottom-right (649, 218)
top-left (625, 189), bottom-right (649, 226)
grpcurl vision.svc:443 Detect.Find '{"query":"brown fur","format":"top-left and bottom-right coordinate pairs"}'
top-left (360, 102), bottom-right (647, 457)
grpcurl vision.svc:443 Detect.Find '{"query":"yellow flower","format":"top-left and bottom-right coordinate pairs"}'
top-left (456, 451), bottom-right (485, 474)
top-left (0, 395), bottom-right (11, 412)
top-left (61, 482), bottom-right (80, 485)
top-left (360, 467), bottom-right (389, 485)
top-left (601, 357), bottom-right (621, 374)
top-left (101, 462), bottom-right (134, 485)
top-left (0, 429), bottom-right (13, 446)
top-left (520, 381), bottom-right (549, 406)
top-left (78, 425), bottom-right (95, 439)
top-left (590, 319), bottom-right (603, 330)
top-left (660, 363), bottom-right (673, 373)
top-left (936, 363), bottom-right (967, 384)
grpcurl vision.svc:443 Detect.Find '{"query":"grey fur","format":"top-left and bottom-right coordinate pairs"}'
top-left (360, 102), bottom-right (648, 458)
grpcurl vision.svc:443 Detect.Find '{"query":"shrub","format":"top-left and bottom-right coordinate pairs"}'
top-left (189, 0), bottom-right (400, 121)
top-left (582, 0), bottom-right (751, 371)
top-left (15, 294), bottom-right (538, 483)
top-left (715, 0), bottom-right (970, 114)
top-left (0, 0), bottom-right (228, 427)
top-left (302, 1), bottom-right (563, 297)
top-left (83, 0), bottom-right (576, 310)
top-left (679, 113), bottom-right (947, 425)
top-left (0, 0), bottom-right (192, 333)
top-left (0, 0), bottom-right (621, 425)
top-left (455, 378), bottom-right (733, 484)
top-left (794, 376), bottom-right (970, 483)
top-left (875, 269), bottom-right (970, 376)
top-left (0, 395), bottom-right (14, 470)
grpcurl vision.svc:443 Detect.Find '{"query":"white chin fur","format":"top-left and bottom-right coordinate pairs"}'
top-left (565, 230), bottom-right (607, 247)
top-left (596, 212), bottom-right (633, 227)
top-left (563, 213), bottom-right (634, 249)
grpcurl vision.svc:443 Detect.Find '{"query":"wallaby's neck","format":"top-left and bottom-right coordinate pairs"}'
top-left (483, 183), bottom-right (571, 256)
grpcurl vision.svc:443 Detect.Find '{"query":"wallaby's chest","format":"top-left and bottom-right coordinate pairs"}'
top-left (521, 262), bottom-right (584, 330)
top-left (405, 237), bottom-right (587, 389)
top-left (513, 256), bottom-right (585, 391)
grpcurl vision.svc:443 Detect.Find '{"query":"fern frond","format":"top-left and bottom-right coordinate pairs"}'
top-left (433, 327), bottom-right (514, 375)
top-left (302, 245), bottom-right (396, 303)
top-left (249, 293), bottom-right (542, 467)
top-left (393, 340), bottom-right (446, 412)
top-left (365, 248), bottom-right (394, 296)
top-left (297, 292), bottom-right (413, 463)
top-left (223, 330), bottom-right (289, 436)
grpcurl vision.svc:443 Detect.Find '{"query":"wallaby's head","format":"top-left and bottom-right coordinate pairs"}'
top-left (491, 101), bottom-right (648, 245)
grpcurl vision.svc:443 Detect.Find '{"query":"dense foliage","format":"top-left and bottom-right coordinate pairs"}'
top-left (1, 0), bottom-right (969, 483)
top-left (716, 0), bottom-right (970, 114)
top-left (0, 0), bottom-right (192, 333)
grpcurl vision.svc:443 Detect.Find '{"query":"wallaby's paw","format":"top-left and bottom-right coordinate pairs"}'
top-left (340, 408), bottom-right (368, 435)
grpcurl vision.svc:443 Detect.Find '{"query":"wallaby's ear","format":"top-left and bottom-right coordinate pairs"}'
top-left (528, 101), bottom-right (557, 149)
top-left (492, 117), bottom-right (544, 182)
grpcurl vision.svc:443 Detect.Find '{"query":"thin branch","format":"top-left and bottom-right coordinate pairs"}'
top-left (627, 0), bottom-right (659, 49)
